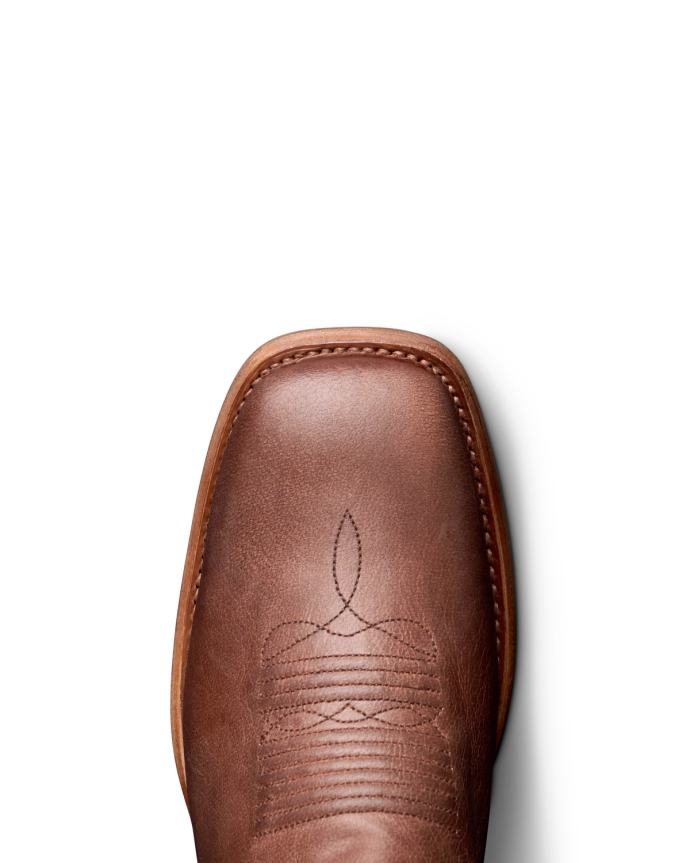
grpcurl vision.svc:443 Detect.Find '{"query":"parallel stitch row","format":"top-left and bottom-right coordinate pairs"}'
top-left (259, 743), bottom-right (452, 784)
top-left (260, 777), bottom-right (456, 806)
top-left (262, 722), bottom-right (452, 745)
top-left (262, 666), bottom-right (440, 682)
top-left (256, 807), bottom-right (460, 837)
top-left (263, 652), bottom-right (436, 667)
top-left (260, 790), bottom-right (457, 820)
top-left (259, 736), bottom-right (452, 761)
top-left (259, 762), bottom-right (454, 786)
top-left (261, 680), bottom-right (441, 696)
top-left (191, 345), bottom-right (500, 663)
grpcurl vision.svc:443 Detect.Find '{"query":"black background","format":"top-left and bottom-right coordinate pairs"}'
top-left (155, 318), bottom-right (576, 863)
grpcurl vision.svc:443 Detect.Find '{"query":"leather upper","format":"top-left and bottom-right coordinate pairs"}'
top-left (182, 353), bottom-right (499, 862)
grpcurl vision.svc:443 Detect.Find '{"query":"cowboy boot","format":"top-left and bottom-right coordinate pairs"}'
top-left (171, 327), bottom-right (515, 863)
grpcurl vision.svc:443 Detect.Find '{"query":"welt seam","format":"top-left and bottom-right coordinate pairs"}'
top-left (190, 345), bottom-right (501, 663)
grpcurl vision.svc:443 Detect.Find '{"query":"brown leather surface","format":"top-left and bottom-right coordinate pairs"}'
top-left (182, 352), bottom-right (500, 862)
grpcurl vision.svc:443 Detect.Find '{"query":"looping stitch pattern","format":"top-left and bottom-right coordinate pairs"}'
top-left (255, 510), bottom-right (457, 835)
top-left (261, 510), bottom-right (437, 668)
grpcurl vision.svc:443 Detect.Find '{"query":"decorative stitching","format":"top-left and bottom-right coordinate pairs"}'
top-left (262, 696), bottom-right (440, 714)
top-left (261, 777), bottom-right (456, 804)
top-left (260, 763), bottom-right (455, 787)
top-left (261, 754), bottom-right (451, 777)
top-left (258, 721), bottom-right (453, 745)
top-left (255, 509), bottom-right (455, 831)
top-left (262, 680), bottom-right (441, 696)
top-left (259, 512), bottom-right (447, 755)
top-left (263, 653), bottom-right (436, 666)
top-left (258, 791), bottom-right (457, 819)
top-left (262, 666), bottom-right (440, 682)
top-left (262, 617), bottom-right (437, 664)
top-left (258, 737), bottom-right (452, 762)
top-left (263, 703), bottom-right (441, 736)
top-left (331, 511), bottom-right (362, 609)
top-left (256, 808), bottom-right (460, 838)
top-left (261, 509), bottom-right (437, 665)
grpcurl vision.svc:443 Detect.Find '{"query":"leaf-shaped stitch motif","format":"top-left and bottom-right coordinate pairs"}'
top-left (261, 511), bottom-right (436, 665)
top-left (332, 510), bottom-right (361, 608)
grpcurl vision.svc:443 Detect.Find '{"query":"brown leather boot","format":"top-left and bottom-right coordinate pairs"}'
top-left (171, 327), bottom-right (515, 862)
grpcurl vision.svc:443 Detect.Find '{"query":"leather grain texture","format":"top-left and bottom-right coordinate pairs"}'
top-left (174, 330), bottom-right (515, 862)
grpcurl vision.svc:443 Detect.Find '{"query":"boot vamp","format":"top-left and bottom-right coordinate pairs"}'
top-left (183, 354), bottom-right (498, 863)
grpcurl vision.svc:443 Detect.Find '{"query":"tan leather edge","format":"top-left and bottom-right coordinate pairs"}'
top-left (170, 327), bottom-right (516, 807)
